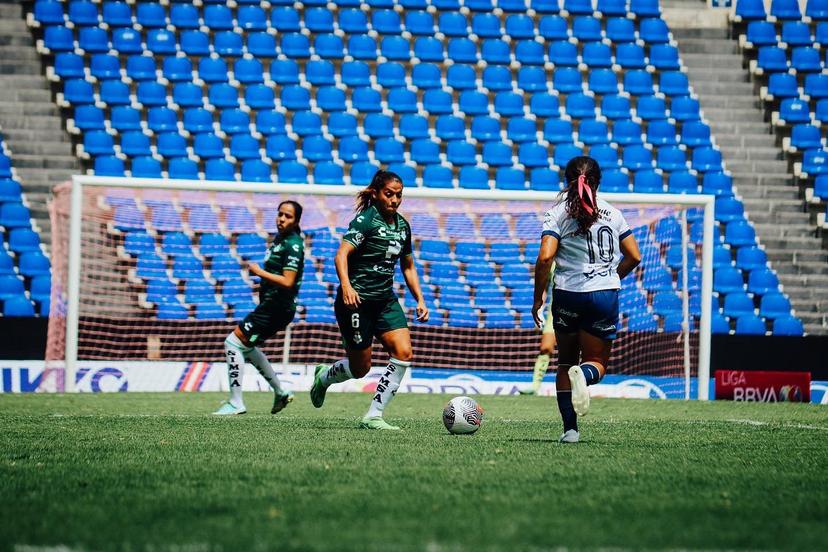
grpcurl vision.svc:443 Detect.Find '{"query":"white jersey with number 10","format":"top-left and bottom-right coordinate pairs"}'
top-left (541, 198), bottom-right (632, 293)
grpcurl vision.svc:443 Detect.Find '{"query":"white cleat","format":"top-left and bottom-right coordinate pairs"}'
top-left (559, 429), bottom-right (580, 443)
top-left (568, 365), bottom-right (590, 416)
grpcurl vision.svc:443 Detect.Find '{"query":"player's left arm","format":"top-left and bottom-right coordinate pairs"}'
top-left (615, 214), bottom-right (641, 281)
top-left (399, 225), bottom-right (429, 321)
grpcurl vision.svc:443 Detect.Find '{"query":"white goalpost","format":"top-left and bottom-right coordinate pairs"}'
top-left (46, 175), bottom-right (714, 399)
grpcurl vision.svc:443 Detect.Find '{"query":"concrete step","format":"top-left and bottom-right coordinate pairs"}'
top-left (691, 82), bottom-right (756, 95)
top-left (0, 116), bottom-right (65, 131)
top-left (761, 235), bottom-right (826, 250)
top-left (672, 28), bottom-right (730, 40)
top-left (0, 46), bottom-right (42, 63)
top-left (0, 75), bottom-right (49, 91)
top-left (715, 134), bottom-right (777, 149)
top-left (764, 248), bottom-right (828, 264)
top-left (2, 128), bottom-right (73, 144)
top-left (719, 147), bottom-right (781, 161)
top-left (0, 88), bottom-right (54, 103)
top-left (0, 62), bottom-right (46, 75)
top-left (708, 122), bottom-right (772, 135)
top-left (775, 262), bottom-right (828, 276)
top-left (10, 140), bottom-right (75, 156)
top-left (0, 3), bottom-right (22, 18)
top-left (733, 175), bottom-right (792, 187)
top-left (679, 53), bottom-right (745, 68)
top-left (11, 154), bottom-right (79, 170)
top-left (748, 210), bottom-right (810, 225)
top-left (725, 160), bottom-right (791, 174)
top-left (701, 108), bottom-right (766, 123)
top-left (0, 34), bottom-right (33, 47)
top-left (0, 102), bottom-right (60, 117)
top-left (675, 38), bottom-right (739, 55)
top-left (687, 95), bottom-right (759, 109)
top-left (737, 186), bottom-right (799, 200)
top-left (753, 222), bottom-right (818, 238)
top-left (685, 69), bottom-right (748, 83)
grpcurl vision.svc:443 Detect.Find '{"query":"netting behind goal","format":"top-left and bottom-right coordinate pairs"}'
top-left (46, 178), bottom-right (712, 396)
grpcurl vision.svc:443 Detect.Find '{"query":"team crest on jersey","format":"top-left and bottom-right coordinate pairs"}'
top-left (292, 243), bottom-right (300, 252)
top-left (351, 231), bottom-right (364, 245)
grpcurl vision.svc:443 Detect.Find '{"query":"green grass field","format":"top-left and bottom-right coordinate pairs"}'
top-left (1, 393), bottom-right (826, 551)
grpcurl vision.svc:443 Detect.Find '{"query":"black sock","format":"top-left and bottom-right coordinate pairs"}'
top-left (556, 391), bottom-right (578, 432)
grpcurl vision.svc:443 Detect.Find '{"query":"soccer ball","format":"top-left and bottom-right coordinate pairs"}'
top-left (442, 396), bottom-right (484, 435)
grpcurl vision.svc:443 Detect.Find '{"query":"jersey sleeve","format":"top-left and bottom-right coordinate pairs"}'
top-left (342, 213), bottom-right (372, 249)
top-left (541, 207), bottom-right (562, 240)
top-left (617, 209), bottom-right (632, 242)
top-left (401, 219), bottom-right (413, 257)
top-left (282, 235), bottom-right (304, 272)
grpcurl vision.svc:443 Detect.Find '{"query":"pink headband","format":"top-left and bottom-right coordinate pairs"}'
top-left (577, 174), bottom-right (595, 215)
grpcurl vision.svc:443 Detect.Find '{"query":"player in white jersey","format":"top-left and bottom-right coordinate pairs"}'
top-left (532, 156), bottom-right (641, 443)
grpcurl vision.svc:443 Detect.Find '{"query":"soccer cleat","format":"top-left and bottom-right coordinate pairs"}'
top-left (568, 365), bottom-right (590, 416)
top-left (271, 390), bottom-right (294, 414)
top-left (309, 363), bottom-right (328, 408)
top-left (559, 429), bottom-right (580, 443)
top-left (518, 388), bottom-right (536, 396)
top-left (359, 416), bottom-right (401, 431)
top-left (213, 401), bottom-right (246, 416)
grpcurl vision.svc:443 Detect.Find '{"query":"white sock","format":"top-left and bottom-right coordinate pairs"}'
top-left (366, 357), bottom-right (410, 419)
top-left (320, 358), bottom-right (353, 387)
top-left (244, 347), bottom-right (283, 394)
top-left (224, 332), bottom-right (251, 409)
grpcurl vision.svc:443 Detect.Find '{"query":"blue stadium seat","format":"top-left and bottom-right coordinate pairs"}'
top-left (622, 145), bottom-right (653, 170)
top-left (338, 137), bottom-right (370, 163)
top-left (734, 0), bottom-right (767, 20)
top-left (213, 33), bottom-right (245, 57)
top-left (781, 21), bottom-right (813, 47)
top-left (230, 134), bottom-right (263, 161)
top-left (724, 221), bottom-right (756, 247)
top-left (506, 14), bottom-right (535, 39)
top-left (715, 268), bottom-right (746, 296)
top-left (656, 146), bottom-right (688, 171)
top-left (459, 90), bottom-right (490, 116)
top-left (691, 147), bottom-right (723, 172)
top-left (172, 83), bottom-right (204, 109)
top-left (792, 47), bottom-right (823, 73)
top-left (423, 165), bottom-right (453, 188)
top-left (372, 9), bottom-right (402, 35)
top-left (539, 15), bottom-right (568, 40)
top-left (136, 3), bottom-right (167, 30)
top-left (554, 68), bottom-right (583, 94)
top-left (3, 295), bottom-right (35, 317)
top-left (483, 66), bottom-right (513, 91)
top-left (573, 16), bottom-right (603, 42)
top-left (410, 139), bottom-right (441, 165)
top-left (32, 0), bottom-right (65, 26)
top-left (517, 66), bottom-right (548, 92)
top-left (178, 30), bottom-right (209, 56)
top-left (745, 21), bottom-right (778, 49)
top-left (790, 124), bottom-right (824, 150)
top-left (197, 57), bottom-right (228, 84)
top-left (407, 10), bottom-right (436, 35)
top-left (554, 144), bottom-right (583, 168)
top-left (589, 145), bottom-right (619, 169)
top-left (529, 92), bottom-right (562, 118)
top-left (439, 13), bottom-right (467, 38)
top-left (600, 94), bottom-right (632, 120)
top-left (605, 17), bottom-right (636, 42)
top-left (237, 159), bottom-right (269, 182)
top-left (756, 46), bottom-right (789, 74)
top-left (0, 179), bottom-right (22, 203)
top-left (578, 119), bottom-right (610, 145)
top-left (667, 171), bottom-right (698, 194)
top-left (772, 315), bottom-right (804, 335)
top-left (8, 228), bottom-right (41, 254)
top-left (423, 89), bottom-right (453, 115)
top-left (565, 93), bottom-right (596, 118)
top-left (120, 132), bottom-right (152, 157)
top-left (771, 0), bottom-right (802, 19)
top-left (264, 135), bottom-right (297, 162)
top-left (100, 1), bottom-right (131, 28)
top-left (647, 121), bottom-right (679, 147)
top-left (168, 157), bottom-right (199, 180)
top-left (758, 292), bottom-right (791, 319)
top-left (589, 69), bottom-right (619, 95)
top-left (276, 161), bottom-right (307, 184)
top-left (623, 70), bottom-right (655, 96)
top-left (633, 170), bottom-right (663, 193)
top-left (136, 82), bottom-right (166, 108)
top-left (548, 41), bottom-right (579, 66)
top-left (637, 95), bottom-right (668, 121)
top-left (63, 79), bottom-right (95, 106)
top-left (802, 148), bottom-right (828, 176)
top-left (564, 0), bottom-right (594, 15)
top-left (649, 44), bottom-right (681, 71)
top-left (124, 56), bottom-right (155, 83)
top-left (519, 143), bottom-right (549, 168)
top-left (380, 36), bottom-right (410, 61)
top-left (437, 115), bottom-right (467, 141)
top-left (377, 62), bottom-right (406, 89)
top-left (205, 159), bottom-right (236, 181)
top-left (493, 167), bottom-right (525, 190)
top-left (616, 43), bottom-right (647, 70)
top-left (652, 291), bottom-right (683, 317)
top-left (53, 53), bottom-right (84, 81)
top-left (112, 28), bottom-right (142, 55)
top-left (90, 54), bottom-right (122, 81)
top-left (458, 166), bottom-right (489, 190)
top-left (43, 25), bottom-right (74, 53)
top-left (807, 0), bottom-right (828, 20)
top-left (735, 314), bottom-right (766, 335)
top-left (747, 268), bottom-right (779, 296)
top-left (447, 141), bottom-right (478, 166)
top-left (292, 111), bottom-right (323, 137)
top-left (640, 18), bottom-right (670, 43)
top-left (630, 0), bottom-right (661, 17)
top-left (94, 156), bottom-right (126, 176)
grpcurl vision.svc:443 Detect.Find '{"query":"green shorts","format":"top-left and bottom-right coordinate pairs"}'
top-left (334, 288), bottom-right (408, 350)
top-left (239, 300), bottom-right (296, 345)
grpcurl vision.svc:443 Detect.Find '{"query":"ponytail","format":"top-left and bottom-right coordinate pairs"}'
top-left (563, 156), bottom-right (601, 235)
top-left (356, 170), bottom-right (403, 213)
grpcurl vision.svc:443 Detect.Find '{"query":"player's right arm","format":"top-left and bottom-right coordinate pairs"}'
top-left (617, 234), bottom-right (641, 280)
top-left (533, 234), bottom-right (558, 328)
top-left (335, 241), bottom-right (360, 309)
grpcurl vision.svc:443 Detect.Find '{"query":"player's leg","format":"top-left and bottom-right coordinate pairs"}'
top-left (237, 307), bottom-right (296, 413)
top-left (214, 325), bottom-right (251, 415)
top-left (551, 289), bottom-right (582, 442)
top-left (359, 299), bottom-right (411, 430)
top-left (310, 294), bottom-right (374, 408)
top-left (359, 328), bottom-right (411, 430)
top-left (567, 290), bottom-right (617, 416)
top-left (525, 329), bottom-right (556, 395)
top-left (555, 330), bottom-right (580, 442)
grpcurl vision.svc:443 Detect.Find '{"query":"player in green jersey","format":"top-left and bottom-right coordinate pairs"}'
top-left (520, 262), bottom-right (557, 396)
top-left (214, 200), bottom-right (305, 416)
top-left (310, 170), bottom-right (429, 430)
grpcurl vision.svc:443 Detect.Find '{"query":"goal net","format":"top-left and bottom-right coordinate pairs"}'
top-left (45, 176), bottom-right (714, 398)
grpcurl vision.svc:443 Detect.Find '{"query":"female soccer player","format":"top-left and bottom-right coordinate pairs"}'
top-left (532, 157), bottom-right (641, 443)
top-left (214, 200), bottom-right (305, 416)
top-left (310, 170), bottom-right (429, 430)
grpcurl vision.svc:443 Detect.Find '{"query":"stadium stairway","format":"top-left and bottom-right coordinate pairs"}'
top-left (672, 24), bottom-right (828, 334)
top-left (0, 0), bottom-right (79, 250)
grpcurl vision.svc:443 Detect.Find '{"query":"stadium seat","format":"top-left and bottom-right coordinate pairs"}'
top-left (548, 41), bottom-right (579, 66)
top-left (3, 295), bottom-right (35, 317)
top-left (73, 105), bottom-right (106, 132)
top-left (459, 166), bottom-right (491, 190)
top-left (415, 37), bottom-right (445, 62)
top-left (422, 165), bottom-right (453, 189)
top-left (714, 267), bottom-right (745, 294)
top-left (735, 314), bottom-right (766, 335)
top-left (132, 155), bottom-right (163, 179)
top-left (746, 268), bottom-right (779, 296)
top-left (772, 315), bottom-right (804, 335)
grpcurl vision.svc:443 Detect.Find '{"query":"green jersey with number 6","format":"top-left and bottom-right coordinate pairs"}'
top-left (342, 205), bottom-right (412, 301)
top-left (260, 230), bottom-right (304, 306)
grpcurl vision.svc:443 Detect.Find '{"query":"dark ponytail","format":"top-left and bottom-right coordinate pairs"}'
top-left (563, 156), bottom-right (602, 235)
top-left (278, 200), bottom-right (303, 234)
top-left (356, 170), bottom-right (403, 213)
